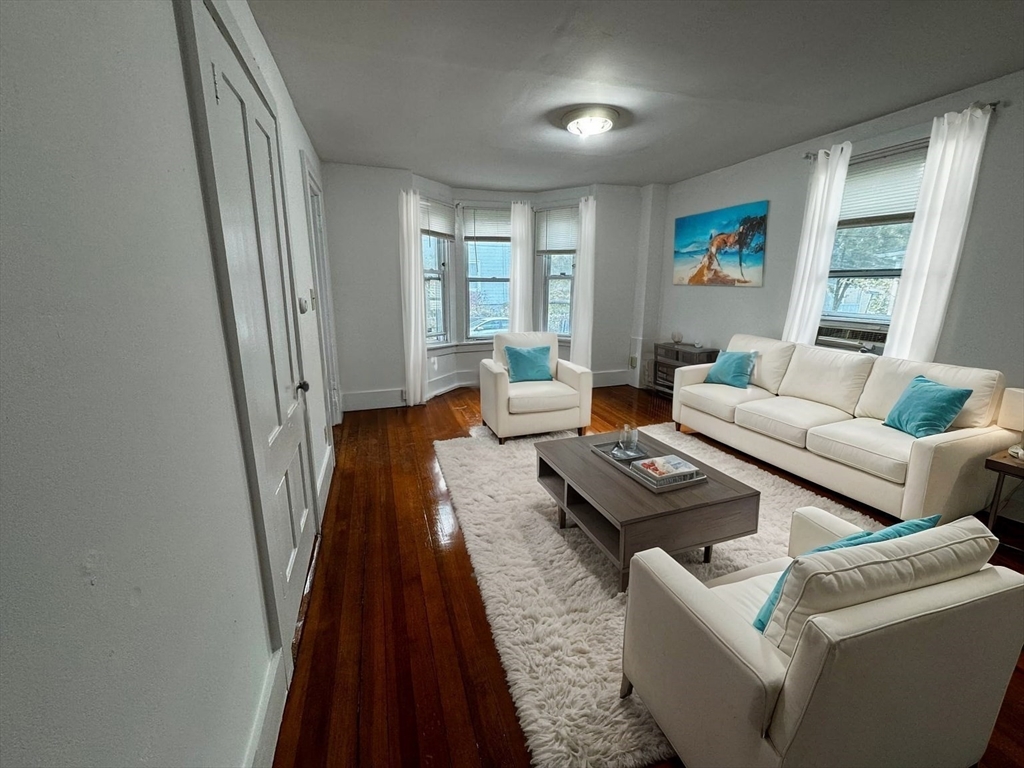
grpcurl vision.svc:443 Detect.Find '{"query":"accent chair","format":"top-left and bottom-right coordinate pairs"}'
top-left (479, 331), bottom-right (592, 444)
top-left (621, 506), bottom-right (1024, 768)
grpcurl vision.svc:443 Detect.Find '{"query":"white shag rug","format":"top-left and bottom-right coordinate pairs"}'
top-left (433, 423), bottom-right (882, 768)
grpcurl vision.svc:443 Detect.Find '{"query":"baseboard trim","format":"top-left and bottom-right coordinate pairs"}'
top-left (343, 388), bottom-right (404, 411)
top-left (593, 369), bottom-right (631, 387)
top-left (315, 449), bottom-right (334, 518)
top-left (244, 650), bottom-right (288, 768)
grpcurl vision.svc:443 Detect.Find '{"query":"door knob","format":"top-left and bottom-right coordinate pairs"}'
top-left (297, 381), bottom-right (310, 393)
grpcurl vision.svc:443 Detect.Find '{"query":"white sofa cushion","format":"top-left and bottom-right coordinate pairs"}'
top-left (762, 515), bottom-right (998, 655)
top-left (727, 334), bottom-right (796, 394)
top-left (806, 418), bottom-right (914, 483)
top-left (507, 380), bottom-right (578, 414)
top-left (492, 332), bottom-right (559, 376)
top-left (735, 397), bottom-right (852, 448)
top-left (711, 571), bottom-right (785, 625)
top-left (855, 356), bottom-right (1005, 429)
top-left (778, 345), bottom-right (875, 414)
top-left (678, 383), bottom-right (774, 423)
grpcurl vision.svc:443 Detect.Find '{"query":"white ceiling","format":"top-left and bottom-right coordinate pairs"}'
top-left (249, 0), bottom-right (1024, 192)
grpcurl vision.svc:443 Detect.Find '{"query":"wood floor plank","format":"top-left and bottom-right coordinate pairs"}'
top-left (273, 386), bottom-right (1023, 768)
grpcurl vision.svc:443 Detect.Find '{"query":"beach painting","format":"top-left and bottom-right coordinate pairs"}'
top-left (673, 201), bottom-right (768, 286)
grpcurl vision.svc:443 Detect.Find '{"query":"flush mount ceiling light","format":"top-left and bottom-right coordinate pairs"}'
top-left (561, 106), bottom-right (619, 137)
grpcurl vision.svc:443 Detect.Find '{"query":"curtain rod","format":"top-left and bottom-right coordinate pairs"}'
top-left (802, 100), bottom-right (1001, 160)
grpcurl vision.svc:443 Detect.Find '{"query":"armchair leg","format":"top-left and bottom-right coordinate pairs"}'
top-left (674, 421), bottom-right (681, 431)
top-left (577, 427), bottom-right (585, 436)
top-left (498, 437), bottom-right (506, 445)
top-left (619, 674), bottom-right (633, 698)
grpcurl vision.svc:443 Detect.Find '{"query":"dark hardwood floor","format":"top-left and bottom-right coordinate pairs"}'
top-left (274, 386), bottom-right (1024, 768)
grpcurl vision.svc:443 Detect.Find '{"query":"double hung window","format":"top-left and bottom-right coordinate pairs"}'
top-left (823, 142), bottom-right (928, 325)
top-left (420, 199), bottom-right (455, 343)
top-left (535, 207), bottom-right (578, 335)
top-left (464, 208), bottom-right (512, 338)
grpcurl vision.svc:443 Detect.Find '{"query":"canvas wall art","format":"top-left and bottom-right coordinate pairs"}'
top-left (673, 200), bottom-right (768, 286)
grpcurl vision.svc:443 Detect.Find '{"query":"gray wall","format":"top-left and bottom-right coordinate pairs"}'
top-left (0, 1), bottom-right (275, 765)
top-left (657, 70), bottom-right (1024, 386)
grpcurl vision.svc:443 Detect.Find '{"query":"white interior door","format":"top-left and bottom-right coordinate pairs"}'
top-left (301, 155), bottom-right (342, 426)
top-left (190, 3), bottom-right (315, 677)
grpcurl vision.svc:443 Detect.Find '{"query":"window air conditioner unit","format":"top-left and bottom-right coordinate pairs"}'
top-left (816, 319), bottom-right (888, 354)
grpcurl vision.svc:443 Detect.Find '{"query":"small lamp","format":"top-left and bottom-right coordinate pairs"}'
top-left (997, 387), bottom-right (1024, 459)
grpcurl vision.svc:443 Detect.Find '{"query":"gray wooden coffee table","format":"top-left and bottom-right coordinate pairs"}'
top-left (535, 432), bottom-right (759, 591)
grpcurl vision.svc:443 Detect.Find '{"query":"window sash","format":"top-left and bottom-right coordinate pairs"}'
top-left (422, 233), bottom-right (452, 343)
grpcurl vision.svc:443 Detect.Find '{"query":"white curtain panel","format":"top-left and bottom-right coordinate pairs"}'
top-left (399, 189), bottom-right (428, 405)
top-left (782, 142), bottom-right (853, 344)
top-left (885, 105), bottom-right (992, 361)
top-left (509, 200), bottom-right (534, 332)
top-left (570, 195), bottom-right (597, 369)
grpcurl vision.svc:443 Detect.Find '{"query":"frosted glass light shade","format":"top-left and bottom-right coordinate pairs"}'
top-left (562, 106), bottom-right (618, 137)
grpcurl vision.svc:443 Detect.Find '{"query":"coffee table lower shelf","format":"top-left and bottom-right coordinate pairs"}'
top-left (537, 453), bottom-right (758, 591)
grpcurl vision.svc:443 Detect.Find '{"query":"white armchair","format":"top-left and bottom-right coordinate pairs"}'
top-left (479, 332), bottom-right (592, 444)
top-left (621, 507), bottom-right (1024, 768)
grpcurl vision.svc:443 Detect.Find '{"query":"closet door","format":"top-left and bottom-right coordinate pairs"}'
top-left (184, 1), bottom-right (316, 680)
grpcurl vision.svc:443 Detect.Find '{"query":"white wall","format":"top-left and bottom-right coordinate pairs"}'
top-left (0, 1), bottom-right (275, 765)
top-left (592, 185), bottom-right (642, 384)
top-left (658, 70), bottom-right (1024, 386)
top-left (323, 163), bottom-right (414, 410)
top-left (229, 0), bottom-right (334, 501)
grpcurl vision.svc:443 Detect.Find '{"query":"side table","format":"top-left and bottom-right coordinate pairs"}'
top-left (985, 449), bottom-right (1024, 529)
top-left (652, 343), bottom-right (719, 399)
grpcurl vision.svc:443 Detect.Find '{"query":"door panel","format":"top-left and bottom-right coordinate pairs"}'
top-left (192, 4), bottom-right (315, 678)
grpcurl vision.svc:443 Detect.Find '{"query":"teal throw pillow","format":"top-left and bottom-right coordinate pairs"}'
top-left (704, 351), bottom-right (757, 388)
top-left (752, 514), bottom-right (942, 632)
top-left (506, 345), bottom-right (552, 383)
top-left (883, 375), bottom-right (973, 438)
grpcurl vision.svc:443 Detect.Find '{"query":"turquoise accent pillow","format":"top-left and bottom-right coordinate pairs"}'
top-left (704, 351), bottom-right (757, 388)
top-left (883, 375), bottom-right (973, 438)
top-left (505, 345), bottom-right (552, 383)
top-left (752, 514), bottom-right (942, 632)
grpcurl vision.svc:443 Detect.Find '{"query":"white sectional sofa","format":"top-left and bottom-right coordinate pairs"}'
top-left (673, 334), bottom-right (1022, 522)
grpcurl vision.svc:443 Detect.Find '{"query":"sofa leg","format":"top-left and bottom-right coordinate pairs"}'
top-left (498, 436), bottom-right (506, 445)
top-left (619, 674), bottom-right (633, 698)
top-left (577, 427), bottom-right (585, 436)
top-left (674, 421), bottom-right (681, 431)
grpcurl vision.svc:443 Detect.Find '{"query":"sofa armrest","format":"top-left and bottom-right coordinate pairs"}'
top-left (479, 359), bottom-right (509, 436)
top-left (555, 359), bottom-right (592, 426)
top-left (904, 426), bottom-right (1020, 523)
top-left (673, 363), bottom-right (714, 423)
top-left (674, 362), bottom-right (714, 389)
top-left (788, 506), bottom-right (864, 557)
top-left (623, 549), bottom-right (789, 756)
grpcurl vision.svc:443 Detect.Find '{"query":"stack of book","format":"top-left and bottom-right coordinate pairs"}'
top-left (630, 455), bottom-right (706, 488)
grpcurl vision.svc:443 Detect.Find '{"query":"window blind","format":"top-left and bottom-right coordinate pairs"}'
top-left (839, 146), bottom-right (928, 221)
top-left (535, 207), bottom-right (579, 251)
top-left (420, 199), bottom-right (455, 237)
top-left (463, 207), bottom-right (511, 239)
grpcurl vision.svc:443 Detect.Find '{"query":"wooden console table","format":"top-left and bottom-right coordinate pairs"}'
top-left (986, 449), bottom-right (1024, 529)
top-left (651, 343), bottom-right (719, 398)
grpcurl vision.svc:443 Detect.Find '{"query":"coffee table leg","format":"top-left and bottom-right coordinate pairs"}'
top-left (557, 506), bottom-right (566, 529)
top-left (703, 545), bottom-right (713, 563)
